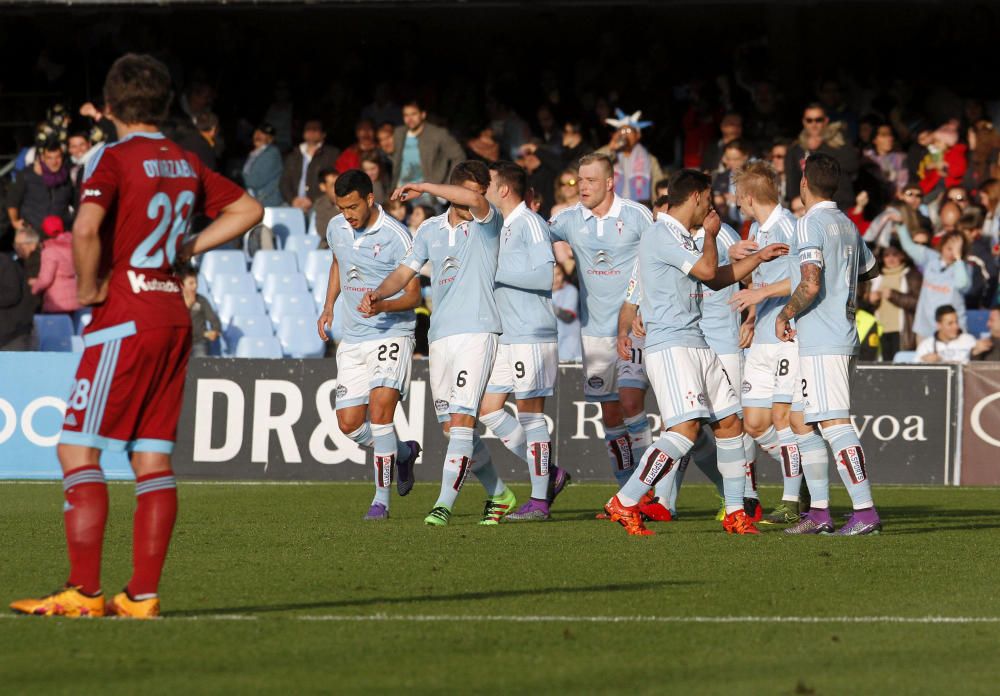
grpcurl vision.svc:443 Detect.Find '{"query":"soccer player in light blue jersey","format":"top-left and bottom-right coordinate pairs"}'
top-left (548, 153), bottom-right (653, 490)
top-left (726, 161), bottom-right (812, 525)
top-left (360, 161), bottom-right (516, 527)
top-left (775, 153), bottom-right (882, 535)
top-left (604, 169), bottom-right (788, 536)
top-left (317, 170), bottom-right (423, 521)
top-left (478, 161), bottom-right (570, 521)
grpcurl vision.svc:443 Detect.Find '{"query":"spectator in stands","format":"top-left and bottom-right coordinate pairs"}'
top-left (360, 152), bottom-right (388, 204)
top-left (181, 270), bottom-right (221, 358)
top-left (897, 221), bottom-right (971, 342)
top-left (0, 252), bottom-right (37, 351)
top-left (916, 121), bottom-right (967, 200)
top-left (557, 120), bottom-right (592, 169)
top-left (176, 112), bottom-right (222, 171)
top-left (466, 124), bottom-right (501, 164)
top-left (702, 111), bottom-right (743, 174)
top-left (335, 119), bottom-right (378, 174)
top-left (934, 201), bottom-right (962, 243)
top-left (280, 119), bottom-right (340, 212)
top-left (968, 117), bottom-right (1000, 188)
top-left (945, 186), bottom-right (970, 211)
top-left (900, 182), bottom-right (934, 232)
top-left (864, 123), bottom-right (908, 197)
top-left (376, 122), bottom-right (395, 156)
top-left (916, 305), bottom-right (990, 364)
top-left (264, 82), bottom-right (294, 153)
top-left (552, 263), bottom-right (581, 362)
top-left (407, 204), bottom-right (435, 234)
top-left (32, 216), bottom-right (79, 314)
top-left (384, 199), bottom-right (406, 223)
top-left (6, 138), bottom-right (74, 232)
top-left (391, 99), bottom-right (465, 189)
top-left (243, 123), bottom-right (284, 207)
top-left (549, 168), bottom-right (580, 218)
top-left (712, 139), bottom-right (751, 230)
top-left (768, 141), bottom-right (789, 203)
top-left (784, 103), bottom-right (859, 210)
top-left (66, 131), bottom-right (90, 185)
top-left (516, 143), bottom-right (558, 219)
top-left (979, 179), bottom-right (1000, 244)
top-left (864, 200), bottom-right (922, 249)
top-left (959, 208), bottom-right (997, 310)
top-left (864, 243), bottom-right (921, 360)
top-left (597, 109), bottom-right (663, 205)
top-left (972, 307), bottom-right (1000, 361)
top-left (313, 167), bottom-right (340, 245)
top-left (654, 178), bottom-right (670, 201)
top-left (13, 226), bottom-right (41, 284)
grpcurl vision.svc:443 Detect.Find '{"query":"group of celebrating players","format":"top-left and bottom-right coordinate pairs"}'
top-left (12, 53), bottom-right (881, 621)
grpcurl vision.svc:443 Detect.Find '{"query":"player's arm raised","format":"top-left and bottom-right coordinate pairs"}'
top-left (181, 193), bottom-right (263, 260)
top-left (392, 181), bottom-right (490, 220)
top-left (72, 202), bottom-right (110, 305)
top-left (318, 256), bottom-right (341, 341)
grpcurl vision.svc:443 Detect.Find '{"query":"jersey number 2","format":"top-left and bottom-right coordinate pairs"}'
top-left (131, 191), bottom-right (195, 268)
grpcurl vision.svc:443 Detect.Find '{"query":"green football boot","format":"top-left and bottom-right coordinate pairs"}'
top-left (479, 487), bottom-right (517, 526)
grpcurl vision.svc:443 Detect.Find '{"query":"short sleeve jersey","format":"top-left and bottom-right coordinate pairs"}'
top-left (796, 201), bottom-right (876, 356)
top-left (79, 132), bottom-right (244, 332)
top-left (326, 205), bottom-right (416, 343)
top-left (693, 223), bottom-right (742, 356)
top-left (403, 204), bottom-right (502, 342)
top-left (747, 206), bottom-right (798, 345)
top-left (638, 212), bottom-right (709, 353)
top-left (548, 194), bottom-right (652, 338)
top-left (495, 202), bottom-right (557, 343)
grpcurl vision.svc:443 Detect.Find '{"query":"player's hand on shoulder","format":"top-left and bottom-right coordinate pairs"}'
top-left (729, 239), bottom-right (758, 261)
top-left (758, 243), bottom-right (790, 261)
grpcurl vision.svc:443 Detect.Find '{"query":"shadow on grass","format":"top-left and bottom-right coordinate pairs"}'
top-left (167, 580), bottom-right (689, 618)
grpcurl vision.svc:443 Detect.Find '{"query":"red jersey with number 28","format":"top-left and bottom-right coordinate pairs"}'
top-left (79, 131), bottom-right (244, 331)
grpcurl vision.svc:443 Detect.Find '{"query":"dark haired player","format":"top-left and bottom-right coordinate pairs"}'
top-left (360, 161), bottom-right (514, 526)
top-left (12, 54), bottom-right (263, 618)
top-left (317, 169), bottom-right (423, 521)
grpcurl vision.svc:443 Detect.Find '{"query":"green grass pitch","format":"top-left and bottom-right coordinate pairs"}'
top-left (2, 481), bottom-right (999, 694)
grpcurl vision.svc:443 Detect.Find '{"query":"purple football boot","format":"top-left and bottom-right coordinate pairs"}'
top-left (506, 498), bottom-right (551, 522)
top-left (836, 508), bottom-right (882, 536)
top-left (396, 441), bottom-right (421, 497)
top-left (784, 508), bottom-right (835, 535)
top-left (546, 466), bottom-right (571, 506)
top-left (364, 503), bottom-right (389, 521)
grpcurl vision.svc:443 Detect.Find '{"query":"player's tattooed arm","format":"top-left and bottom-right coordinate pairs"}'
top-left (775, 264), bottom-right (820, 341)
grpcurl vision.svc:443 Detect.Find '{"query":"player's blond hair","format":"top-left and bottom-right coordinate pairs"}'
top-left (732, 160), bottom-right (780, 205)
top-left (578, 152), bottom-right (615, 179)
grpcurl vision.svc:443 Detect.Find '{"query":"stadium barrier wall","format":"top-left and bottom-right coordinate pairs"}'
top-left (960, 363), bottom-right (1000, 485)
top-left (0, 354), bottom-right (962, 484)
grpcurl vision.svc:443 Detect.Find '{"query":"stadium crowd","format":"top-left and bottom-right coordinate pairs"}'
top-left (3, 76), bottom-right (1000, 363)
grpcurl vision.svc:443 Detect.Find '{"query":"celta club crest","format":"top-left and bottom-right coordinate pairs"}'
top-left (372, 242), bottom-right (382, 257)
top-left (681, 236), bottom-right (697, 252)
top-left (462, 224), bottom-right (469, 237)
top-left (503, 227), bottom-right (512, 244)
top-left (616, 219), bottom-right (624, 236)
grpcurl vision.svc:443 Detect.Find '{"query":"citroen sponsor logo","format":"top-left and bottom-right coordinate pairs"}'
top-left (442, 256), bottom-right (461, 273)
top-left (594, 250), bottom-right (613, 266)
top-left (347, 265), bottom-right (363, 283)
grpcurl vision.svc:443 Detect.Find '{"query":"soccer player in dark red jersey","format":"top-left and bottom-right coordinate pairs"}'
top-left (11, 54), bottom-right (263, 619)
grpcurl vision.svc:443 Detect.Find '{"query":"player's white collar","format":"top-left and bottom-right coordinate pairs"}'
top-left (439, 209), bottom-right (469, 233)
top-left (340, 205), bottom-right (387, 235)
top-left (503, 201), bottom-right (528, 226)
top-left (759, 205), bottom-right (787, 232)
top-left (806, 201), bottom-right (837, 216)
top-left (581, 193), bottom-right (623, 221)
top-left (660, 212), bottom-right (695, 239)
top-left (116, 131), bottom-right (165, 145)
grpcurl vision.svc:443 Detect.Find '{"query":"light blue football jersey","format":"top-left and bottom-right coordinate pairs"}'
top-left (638, 212), bottom-right (709, 353)
top-left (495, 202), bottom-right (557, 344)
top-left (549, 195), bottom-right (652, 337)
top-left (326, 205), bottom-right (416, 343)
top-left (693, 222), bottom-right (742, 356)
top-left (747, 206), bottom-right (798, 345)
top-left (628, 215), bottom-right (741, 355)
top-left (795, 201), bottom-right (876, 356)
top-left (403, 204), bottom-right (503, 342)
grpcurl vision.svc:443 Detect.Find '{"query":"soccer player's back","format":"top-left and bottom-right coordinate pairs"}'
top-left (12, 54), bottom-right (262, 619)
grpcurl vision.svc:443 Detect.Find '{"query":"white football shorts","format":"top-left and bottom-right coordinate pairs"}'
top-left (646, 345), bottom-right (741, 429)
top-left (486, 341), bottom-right (558, 399)
top-left (799, 354), bottom-right (853, 423)
top-left (429, 332), bottom-right (499, 422)
top-left (335, 336), bottom-right (415, 409)
top-left (742, 341), bottom-right (799, 408)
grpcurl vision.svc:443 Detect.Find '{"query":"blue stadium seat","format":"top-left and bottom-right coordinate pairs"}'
top-left (34, 314), bottom-right (74, 352)
top-left (307, 210), bottom-right (319, 237)
top-left (209, 272), bottom-right (256, 305)
top-left (72, 308), bottom-right (92, 335)
top-left (269, 292), bottom-right (316, 329)
top-left (276, 316), bottom-right (325, 358)
top-left (967, 309), bottom-right (990, 337)
top-left (312, 273), bottom-right (329, 311)
top-left (200, 250), bottom-right (248, 284)
top-left (219, 292), bottom-right (268, 325)
top-left (263, 206), bottom-right (307, 248)
top-left (235, 336), bottom-right (284, 359)
top-left (303, 249), bottom-right (332, 289)
top-left (250, 250), bottom-right (298, 287)
top-left (261, 273), bottom-right (310, 307)
top-left (285, 234), bottom-right (321, 268)
top-left (224, 314), bottom-right (274, 355)
top-left (893, 351), bottom-right (918, 364)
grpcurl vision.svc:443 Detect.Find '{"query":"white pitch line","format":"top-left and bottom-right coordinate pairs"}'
top-left (3, 614), bottom-right (998, 624)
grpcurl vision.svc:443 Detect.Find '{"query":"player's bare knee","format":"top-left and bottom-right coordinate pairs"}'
top-left (600, 400), bottom-right (624, 428)
top-left (670, 420), bottom-right (701, 443)
top-left (619, 389), bottom-right (644, 417)
top-left (742, 411), bottom-right (770, 438)
top-left (712, 413), bottom-right (743, 439)
top-left (336, 411), bottom-right (365, 435)
top-left (130, 451), bottom-right (172, 478)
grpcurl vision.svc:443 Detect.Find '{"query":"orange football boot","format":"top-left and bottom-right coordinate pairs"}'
top-left (604, 495), bottom-right (655, 536)
top-left (723, 509), bottom-right (761, 535)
